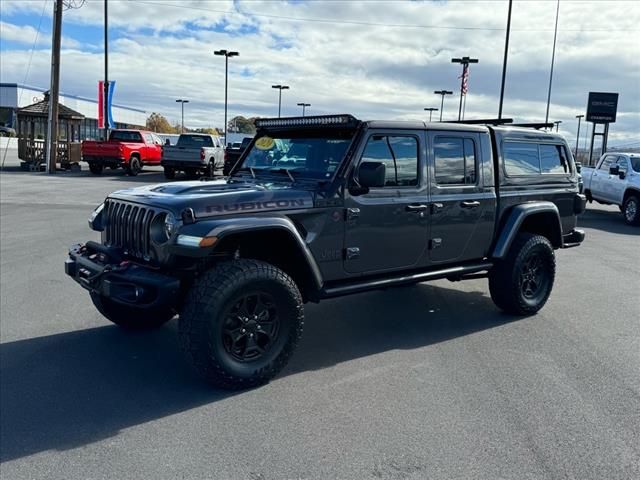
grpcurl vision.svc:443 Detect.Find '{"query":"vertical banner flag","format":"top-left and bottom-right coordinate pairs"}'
top-left (461, 64), bottom-right (469, 95)
top-left (97, 80), bottom-right (116, 128)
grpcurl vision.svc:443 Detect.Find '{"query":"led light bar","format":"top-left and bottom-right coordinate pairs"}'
top-left (255, 114), bottom-right (359, 129)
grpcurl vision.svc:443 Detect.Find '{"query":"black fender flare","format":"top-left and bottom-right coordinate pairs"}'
top-left (492, 202), bottom-right (562, 259)
top-left (177, 216), bottom-right (324, 291)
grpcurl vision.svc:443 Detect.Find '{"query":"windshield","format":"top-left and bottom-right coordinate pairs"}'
top-left (237, 133), bottom-right (353, 179)
top-left (631, 157), bottom-right (640, 173)
top-left (177, 135), bottom-right (214, 147)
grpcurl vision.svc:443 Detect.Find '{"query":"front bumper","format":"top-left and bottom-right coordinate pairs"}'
top-left (65, 242), bottom-right (180, 310)
top-left (561, 229), bottom-right (585, 249)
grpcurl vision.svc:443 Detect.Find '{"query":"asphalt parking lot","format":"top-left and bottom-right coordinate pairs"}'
top-left (1, 159), bottom-right (639, 480)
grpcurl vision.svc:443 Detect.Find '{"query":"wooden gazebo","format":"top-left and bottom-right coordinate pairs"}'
top-left (16, 92), bottom-right (85, 171)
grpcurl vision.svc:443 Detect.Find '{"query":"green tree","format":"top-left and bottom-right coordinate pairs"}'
top-left (146, 113), bottom-right (177, 133)
top-left (228, 116), bottom-right (256, 134)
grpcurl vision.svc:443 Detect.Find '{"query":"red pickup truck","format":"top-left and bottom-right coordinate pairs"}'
top-left (82, 129), bottom-right (164, 175)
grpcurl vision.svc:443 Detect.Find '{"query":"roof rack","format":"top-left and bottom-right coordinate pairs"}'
top-left (511, 122), bottom-right (554, 130)
top-left (449, 118), bottom-right (513, 126)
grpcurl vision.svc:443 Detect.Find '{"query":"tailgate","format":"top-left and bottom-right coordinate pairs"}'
top-left (83, 142), bottom-right (122, 156)
top-left (162, 147), bottom-right (203, 163)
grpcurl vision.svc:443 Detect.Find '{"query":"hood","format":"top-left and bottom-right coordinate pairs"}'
top-left (108, 179), bottom-right (315, 218)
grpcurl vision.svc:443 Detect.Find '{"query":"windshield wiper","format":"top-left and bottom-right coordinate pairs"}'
top-left (234, 167), bottom-right (256, 178)
top-left (268, 168), bottom-right (296, 183)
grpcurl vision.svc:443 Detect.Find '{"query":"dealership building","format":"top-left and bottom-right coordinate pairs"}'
top-left (0, 83), bottom-right (147, 139)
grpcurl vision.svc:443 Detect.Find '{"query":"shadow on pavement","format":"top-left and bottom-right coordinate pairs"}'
top-left (578, 207), bottom-right (640, 235)
top-left (0, 283), bottom-right (513, 462)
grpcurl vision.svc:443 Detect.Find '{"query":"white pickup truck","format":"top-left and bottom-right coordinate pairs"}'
top-left (582, 152), bottom-right (640, 225)
top-left (161, 133), bottom-right (225, 179)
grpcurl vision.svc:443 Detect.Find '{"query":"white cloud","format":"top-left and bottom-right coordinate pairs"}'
top-left (0, 0), bottom-right (638, 145)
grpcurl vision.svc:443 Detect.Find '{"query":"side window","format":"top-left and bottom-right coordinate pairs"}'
top-left (434, 136), bottom-right (477, 185)
top-left (503, 142), bottom-right (540, 175)
top-left (361, 135), bottom-right (419, 187)
top-left (616, 156), bottom-right (628, 173)
top-left (143, 133), bottom-right (154, 144)
top-left (599, 155), bottom-right (617, 171)
top-left (540, 144), bottom-right (569, 174)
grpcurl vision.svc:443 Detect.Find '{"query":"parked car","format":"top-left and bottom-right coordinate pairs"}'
top-left (0, 124), bottom-right (16, 137)
top-left (581, 152), bottom-right (640, 225)
top-left (223, 136), bottom-right (253, 175)
top-left (161, 133), bottom-right (224, 179)
top-left (66, 114), bottom-right (585, 389)
top-left (82, 129), bottom-right (164, 175)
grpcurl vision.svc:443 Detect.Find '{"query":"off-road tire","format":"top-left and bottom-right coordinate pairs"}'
top-left (489, 233), bottom-right (555, 315)
top-left (179, 259), bottom-right (304, 390)
top-left (622, 194), bottom-right (640, 225)
top-left (127, 156), bottom-right (142, 176)
top-left (164, 166), bottom-right (176, 180)
top-left (90, 292), bottom-right (175, 330)
top-left (89, 163), bottom-right (103, 175)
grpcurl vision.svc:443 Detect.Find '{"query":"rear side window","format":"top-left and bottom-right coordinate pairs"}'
top-left (110, 130), bottom-right (143, 142)
top-left (434, 137), bottom-right (477, 185)
top-left (504, 142), bottom-right (570, 176)
top-left (361, 135), bottom-right (419, 187)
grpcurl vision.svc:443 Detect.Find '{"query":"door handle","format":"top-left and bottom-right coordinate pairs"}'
top-left (405, 204), bottom-right (428, 212)
top-left (460, 201), bottom-right (481, 209)
top-left (430, 202), bottom-right (444, 214)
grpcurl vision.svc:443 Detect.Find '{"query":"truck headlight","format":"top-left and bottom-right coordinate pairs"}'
top-left (88, 203), bottom-right (105, 231)
top-left (164, 212), bottom-right (177, 240)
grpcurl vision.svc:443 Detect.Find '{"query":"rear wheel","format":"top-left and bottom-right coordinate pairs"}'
top-left (489, 233), bottom-right (555, 315)
top-left (622, 194), bottom-right (640, 225)
top-left (89, 163), bottom-right (103, 175)
top-left (90, 292), bottom-right (175, 330)
top-left (179, 259), bottom-right (304, 389)
top-left (207, 160), bottom-right (216, 177)
top-left (127, 156), bottom-right (141, 176)
top-left (164, 166), bottom-right (176, 180)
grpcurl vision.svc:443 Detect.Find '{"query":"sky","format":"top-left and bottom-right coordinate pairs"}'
top-left (0, 0), bottom-right (638, 147)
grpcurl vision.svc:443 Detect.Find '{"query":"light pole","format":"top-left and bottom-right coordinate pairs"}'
top-left (424, 107), bottom-right (439, 122)
top-left (272, 85), bottom-right (289, 117)
top-left (575, 114), bottom-right (584, 157)
top-left (297, 102), bottom-right (310, 116)
top-left (554, 120), bottom-right (562, 132)
top-left (434, 90), bottom-right (453, 121)
top-left (175, 99), bottom-right (189, 133)
top-left (498, 0), bottom-right (513, 119)
top-left (451, 56), bottom-right (479, 121)
top-left (213, 49), bottom-right (239, 143)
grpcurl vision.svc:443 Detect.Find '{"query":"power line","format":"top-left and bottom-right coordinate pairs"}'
top-left (128, 0), bottom-right (636, 33)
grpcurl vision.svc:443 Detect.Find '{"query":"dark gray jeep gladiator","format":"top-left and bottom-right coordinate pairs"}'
top-left (66, 114), bottom-right (586, 389)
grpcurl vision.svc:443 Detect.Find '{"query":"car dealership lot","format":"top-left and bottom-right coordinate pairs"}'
top-left (1, 167), bottom-right (638, 480)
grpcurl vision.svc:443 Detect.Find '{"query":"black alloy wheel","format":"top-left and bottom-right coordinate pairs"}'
top-left (221, 293), bottom-right (280, 362)
top-left (519, 251), bottom-right (551, 303)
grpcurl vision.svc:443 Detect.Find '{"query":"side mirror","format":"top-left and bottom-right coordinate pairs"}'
top-left (165, 139), bottom-right (171, 146)
top-left (609, 165), bottom-right (620, 175)
top-left (358, 161), bottom-right (386, 188)
top-left (575, 162), bottom-right (582, 174)
top-left (619, 171), bottom-right (626, 180)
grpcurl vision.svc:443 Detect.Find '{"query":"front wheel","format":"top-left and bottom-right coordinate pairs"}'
top-left (489, 233), bottom-right (555, 315)
top-left (179, 259), bottom-right (304, 389)
top-left (90, 293), bottom-right (175, 330)
top-left (127, 156), bottom-right (142, 176)
top-left (622, 195), bottom-right (640, 225)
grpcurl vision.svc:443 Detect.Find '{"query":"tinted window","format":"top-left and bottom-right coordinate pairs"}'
top-left (599, 155), bottom-right (617, 171)
top-left (361, 135), bottom-right (419, 187)
top-left (177, 135), bottom-right (214, 147)
top-left (504, 142), bottom-right (540, 175)
top-left (434, 137), bottom-right (476, 185)
top-left (630, 157), bottom-right (640, 173)
top-left (109, 130), bottom-right (143, 142)
top-left (616, 157), bottom-right (628, 173)
top-left (540, 144), bottom-right (569, 173)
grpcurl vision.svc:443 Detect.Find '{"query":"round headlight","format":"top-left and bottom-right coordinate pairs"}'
top-left (164, 212), bottom-right (176, 239)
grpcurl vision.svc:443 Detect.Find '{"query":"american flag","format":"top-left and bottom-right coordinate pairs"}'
top-left (460, 64), bottom-right (469, 95)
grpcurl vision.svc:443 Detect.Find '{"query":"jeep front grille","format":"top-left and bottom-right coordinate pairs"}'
top-left (104, 199), bottom-right (156, 259)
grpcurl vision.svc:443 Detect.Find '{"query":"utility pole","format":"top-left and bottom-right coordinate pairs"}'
top-left (424, 107), bottom-right (438, 122)
top-left (545, 0), bottom-right (560, 125)
top-left (297, 102), bottom-right (310, 116)
top-left (498, 0), bottom-right (513, 119)
top-left (451, 56), bottom-right (478, 121)
top-left (575, 114), bottom-right (584, 157)
top-left (104, 0), bottom-right (109, 141)
top-left (214, 49), bottom-right (239, 143)
top-left (176, 99), bottom-right (189, 132)
top-left (272, 85), bottom-right (289, 117)
top-left (434, 90), bottom-right (453, 121)
top-left (46, 0), bottom-right (63, 174)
